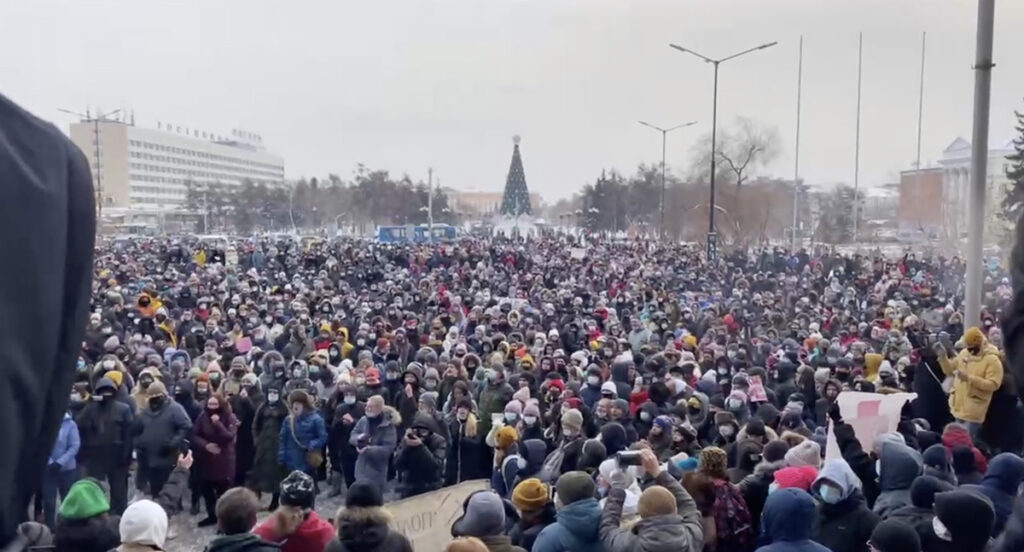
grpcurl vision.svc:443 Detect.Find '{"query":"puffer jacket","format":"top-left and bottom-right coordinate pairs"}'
top-left (938, 340), bottom-right (1003, 423)
top-left (350, 407), bottom-right (400, 489)
top-left (135, 399), bottom-right (192, 469)
top-left (599, 470), bottom-right (703, 552)
top-left (277, 409), bottom-right (327, 472)
top-left (811, 459), bottom-right (879, 552)
top-left (532, 498), bottom-right (604, 552)
top-left (871, 441), bottom-right (922, 519)
top-left (324, 505), bottom-right (413, 552)
top-left (48, 413), bottom-right (80, 472)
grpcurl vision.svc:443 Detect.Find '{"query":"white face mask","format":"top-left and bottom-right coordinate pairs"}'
top-left (587, 376), bottom-right (600, 386)
top-left (523, 415), bottom-right (537, 426)
top-left (932, 516), bottom-right (952, 542)
top-left (719, 425), bottom-right (735, 438)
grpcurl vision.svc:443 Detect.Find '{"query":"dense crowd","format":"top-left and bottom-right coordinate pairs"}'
top-left (18, 233), bottom-right (1024, 552)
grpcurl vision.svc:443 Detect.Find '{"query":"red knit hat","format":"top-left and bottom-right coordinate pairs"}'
top-left (547, 379), bottom-right (565, 392)
top-left (773, 465), bottom-right (819, 491)
top-left (365, 367), bottom-right (381, 385)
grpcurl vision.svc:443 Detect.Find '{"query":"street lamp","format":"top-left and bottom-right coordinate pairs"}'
top-left (57, 107), bottom-right (122, 220)
top-left (670, 40), bottom-right (777, 260)
top-left (638, 120), bottom-right (697, 241)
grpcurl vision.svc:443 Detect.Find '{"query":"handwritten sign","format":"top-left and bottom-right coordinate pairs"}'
top-left (385, 479), bottom-right (489, 551)
top-left (825, 391), bottom-right (916, 461)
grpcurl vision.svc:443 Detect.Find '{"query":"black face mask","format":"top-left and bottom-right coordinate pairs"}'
top-left (149, 396), bottom-right (165, 410)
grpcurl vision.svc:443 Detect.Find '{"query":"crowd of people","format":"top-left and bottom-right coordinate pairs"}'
top-left (16, 232), bottom-right (1024, 552)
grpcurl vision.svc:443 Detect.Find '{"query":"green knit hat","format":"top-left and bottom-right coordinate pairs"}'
top-left (59, 479), bottom-right (109, 520)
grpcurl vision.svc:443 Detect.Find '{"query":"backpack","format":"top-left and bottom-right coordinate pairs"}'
top-left (539, 447), bottom-right (565, 484)
top-left (711, 479), bottom-right (753, 552)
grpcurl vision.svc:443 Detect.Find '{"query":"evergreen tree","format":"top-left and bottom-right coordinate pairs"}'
top-left (500, 136), bottom-right (532, 216)
top-left (1003, 106), bottom-right (1024, 224)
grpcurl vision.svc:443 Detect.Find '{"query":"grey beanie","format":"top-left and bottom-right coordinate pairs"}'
top-left (784, 439), bottom-right (822, 468)
top-left (556, 471), bottom-right (596, 505)
top-left (451, 491), bottom-right (506, 538)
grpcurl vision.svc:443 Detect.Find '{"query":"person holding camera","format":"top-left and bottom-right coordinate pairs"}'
top-left (599, 448), bottom-right (703, 552)
top-left (395, 412), bottom-right (448, 499)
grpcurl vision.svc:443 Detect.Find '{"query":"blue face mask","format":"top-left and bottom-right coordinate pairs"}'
top-left (819, 485), bottom-right (843, 504)
top-left (768, 482), bottom-right (779, 494)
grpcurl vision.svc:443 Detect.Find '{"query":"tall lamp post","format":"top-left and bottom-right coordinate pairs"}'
top-left (638, 120), bottom-right (697, 241)
top-left (58, 107), bottom-right (122, 221)
top-left (669, 40), bottom-right (777, 261)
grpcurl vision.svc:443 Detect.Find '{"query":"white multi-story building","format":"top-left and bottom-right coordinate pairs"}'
top-left (937, 137), bottom-right (1013, 242)
top-left (69, 120), bottom-right (285, 211)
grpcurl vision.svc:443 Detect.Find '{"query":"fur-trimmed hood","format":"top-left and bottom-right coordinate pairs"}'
top-left (380, 405), bottom-right (402, 428)
top-left (336, 506), bottom-right (394, 549)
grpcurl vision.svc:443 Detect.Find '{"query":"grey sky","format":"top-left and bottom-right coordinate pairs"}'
top-left (3, 1), bottom-right (1024, 201)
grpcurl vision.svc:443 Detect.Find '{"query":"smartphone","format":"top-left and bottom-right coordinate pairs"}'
top-left (179, 438), bottom-right (191, 455)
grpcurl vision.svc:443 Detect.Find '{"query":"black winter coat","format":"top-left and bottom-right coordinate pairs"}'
top-left (54, 516), bottom-right (120, 552)
top-left (812, 490), bottom-right (880, 552)
top-left (75, 399), bottom-right (135, 472)
top-left (248, 400), bottom-right (289, 493)
top-left (887, 505), bottom-right (936, 546)
top-left (395, 413), bottom-right (446, 498)
top-left (509, 503), bottom-right (557, 551)
top-left (229, 391), bottom-right (261, 483)
top-left (445, 417), bottom-right (483, 486)
top-left (328, 400), bottom-right (365, 468)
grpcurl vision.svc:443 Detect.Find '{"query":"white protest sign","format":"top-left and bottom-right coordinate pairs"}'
top-left (385, 479), bottom-right (489, 551)
top-left (825, 391), bottom-right (916, 461)
top-left (570, 248), bottom-right (587, 260)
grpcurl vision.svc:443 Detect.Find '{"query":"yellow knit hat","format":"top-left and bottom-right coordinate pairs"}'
top-left (511, 478), bottom-right (549, 512)
top-left (496, 426), bottom-right (519, 450)
top-left (965, 326), bottom-right (985, 349)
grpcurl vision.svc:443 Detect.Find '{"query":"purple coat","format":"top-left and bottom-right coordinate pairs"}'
top-left (192, 407), bottom-right (239, 483)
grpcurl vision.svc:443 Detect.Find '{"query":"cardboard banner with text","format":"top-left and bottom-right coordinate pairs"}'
top-left (825, 391), bottom-right (916, 462)
top-left (385, 479), bottom-right (489, 551)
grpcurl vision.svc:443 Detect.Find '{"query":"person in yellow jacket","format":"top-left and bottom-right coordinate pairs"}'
top-left (937, 326), bottom-right (1003, 439)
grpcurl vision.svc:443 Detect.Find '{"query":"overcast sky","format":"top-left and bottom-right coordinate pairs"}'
top-left (3, 1), bottom-right (1024, 201)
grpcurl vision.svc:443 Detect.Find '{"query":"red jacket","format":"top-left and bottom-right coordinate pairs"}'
top-left (253, 511), bottom-right (335, 552)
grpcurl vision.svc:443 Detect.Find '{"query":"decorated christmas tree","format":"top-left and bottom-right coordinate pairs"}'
top-left (500, 135), bottom-right (532, 216)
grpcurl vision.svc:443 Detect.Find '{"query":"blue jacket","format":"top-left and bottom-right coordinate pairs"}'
top-left (48, 413), bottom-right (80, 472)
top-left (965, 452), bottom-right (1024, 536)
top-left (277, 410), bottom-right (327, 472)
top-left (756, 489), bottom-right (830, 552)
top-left (532, 498), bottom-right (605, 552)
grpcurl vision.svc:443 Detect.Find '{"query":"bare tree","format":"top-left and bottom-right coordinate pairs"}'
top-left (689, 117), bottom-right (781, 187)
